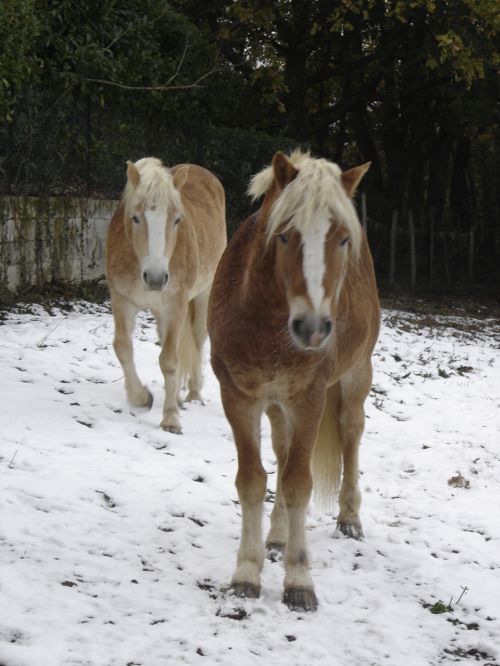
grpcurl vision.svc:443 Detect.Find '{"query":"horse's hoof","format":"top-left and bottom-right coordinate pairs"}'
top-left (231, 582), bottom-right (260, 599)
top-left (161, 422), bottom-right (182, 435)
top-left (129, 389), bottom-right (153, 410)
top-left (283, 587), bottom-right (318, 612)
top-left (266, 542), bottom-right (285, 562)
top-left (186, 391), bottom-right (205, 405)
top-left (335, 521), bottom-right (364, 540)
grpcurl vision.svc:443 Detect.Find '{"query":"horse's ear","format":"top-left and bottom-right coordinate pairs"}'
top-left (272, 151), bottom-right (299, 191)
top-left (173, 165), bottom-right (189, 191)
top-left (126, 160), bottom-right (140, 187)
top-left (341, 162), bottom-right (371, 197)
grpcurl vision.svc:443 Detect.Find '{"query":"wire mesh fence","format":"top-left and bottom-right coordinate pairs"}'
top-left (1, 87), bottom-right (498, 292)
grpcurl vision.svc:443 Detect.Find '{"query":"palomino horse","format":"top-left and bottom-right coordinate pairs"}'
top-left (106, 157), bottom-right (226, 433)
top-left (208, 150), bottom-right (379, 611)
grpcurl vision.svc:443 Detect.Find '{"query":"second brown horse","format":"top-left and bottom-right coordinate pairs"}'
top-left (208, 150), bottom-right (380, 611)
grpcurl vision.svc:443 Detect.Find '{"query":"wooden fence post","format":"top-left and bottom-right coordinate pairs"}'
top-left (468, 227), bottom-right (475, 280)
top-left (443, 227), bottom-right (451, 287)
top-left (429, 209), bottom-right (434, 285)
top-left (409, 209), bottom-right (416, 291)
top-left (388, 209), bottom-right (398, 286)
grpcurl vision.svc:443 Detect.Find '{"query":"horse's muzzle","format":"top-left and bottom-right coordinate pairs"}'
top-left (143, 270), bottom-right (169, 291)
top-left (290, 315), bottom-right (332, 351)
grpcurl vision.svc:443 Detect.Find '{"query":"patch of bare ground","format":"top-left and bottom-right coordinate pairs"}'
top-left (379, 292), bottom-right (500, 345)
top-left (380, 290), bottom-right (500, 321)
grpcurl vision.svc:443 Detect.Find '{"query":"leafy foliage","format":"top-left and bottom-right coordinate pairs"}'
top-left (0, 0), bottom-right (42, 120)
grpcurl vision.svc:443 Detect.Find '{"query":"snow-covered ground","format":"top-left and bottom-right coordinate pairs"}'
top-left (1, 303), bottom-right (499, 666)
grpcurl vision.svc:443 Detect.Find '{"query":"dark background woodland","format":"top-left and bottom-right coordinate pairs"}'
top-left (1, 0), bottom-right (499, 293)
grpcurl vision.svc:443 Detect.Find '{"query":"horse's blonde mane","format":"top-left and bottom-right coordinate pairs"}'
top-left (249, 150), bottom-right (362, 257)
top-left (123, 157), bottom-right (183, 216)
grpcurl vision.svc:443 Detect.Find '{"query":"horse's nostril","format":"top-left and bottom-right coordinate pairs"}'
top-left (292, 319), bottom-right (303, 337)
top-left (143, 270), bottom-right (168, 289)
top-left (324, 319), bottom-right (332, 336)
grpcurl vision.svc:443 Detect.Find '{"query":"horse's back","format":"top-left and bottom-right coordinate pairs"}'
top-left (172, 163), bottom-right (225, 233)
top-left (171, 163), bottom-right (227, 294)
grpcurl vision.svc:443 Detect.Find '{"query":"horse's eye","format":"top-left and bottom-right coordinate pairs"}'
top-left (340, 237), bottom-right (349, 247)
top-left (174, 215), bottom-right (181, 226)
top-left (278, 232), bottom-right (289, 245)
top-left (132, 215), bottom-right (140, 224)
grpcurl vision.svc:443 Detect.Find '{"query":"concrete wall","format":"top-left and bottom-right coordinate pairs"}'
top-left (0, 196), bottom-right (117, 292)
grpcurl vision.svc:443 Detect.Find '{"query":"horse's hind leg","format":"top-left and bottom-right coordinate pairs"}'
top-left (110, 290), bottom-right (152, 409)
top-left (186, 288), bottom-right (210, 403)
top-left (336, 359), bottom-right (373, 539)
top-left (265, 404), bottom-right (290, 556)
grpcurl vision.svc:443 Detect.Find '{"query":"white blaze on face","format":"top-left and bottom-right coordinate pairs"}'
top-left (301, 214), bottom-right (330, 310)
top-left (144, 206), bottom-right (168, 261)
top-left (140, 206), bottom-right (170, 285)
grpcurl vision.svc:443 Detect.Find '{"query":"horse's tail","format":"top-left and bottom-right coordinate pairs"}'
top-left (177, 300), bottom-right (200, 395)
top-left (311, 382), bottom-right (343, 511)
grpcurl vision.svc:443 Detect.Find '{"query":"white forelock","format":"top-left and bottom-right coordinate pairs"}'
top-left (123, 157), bottom-right (183, 217)
top-left (249, 150), bottom-right (362, 257)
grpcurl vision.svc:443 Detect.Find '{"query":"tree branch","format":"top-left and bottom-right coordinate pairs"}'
top-left (85, 67), bottom-right (218, 92)
top-left (86, 39), bottom-right (218, 93)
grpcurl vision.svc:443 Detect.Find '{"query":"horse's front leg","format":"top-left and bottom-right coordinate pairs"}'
top-left (110, 290), bottom-right (152, 409)
top-left (216, 366), bottom-right (266, 597)
top-left (158, 300), bottom-right (187, 434)
top-left (281, 395), bottom-right (325, 612)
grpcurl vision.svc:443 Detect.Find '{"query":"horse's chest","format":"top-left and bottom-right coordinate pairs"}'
top-left (229, 355), bottom-right (319, 403)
